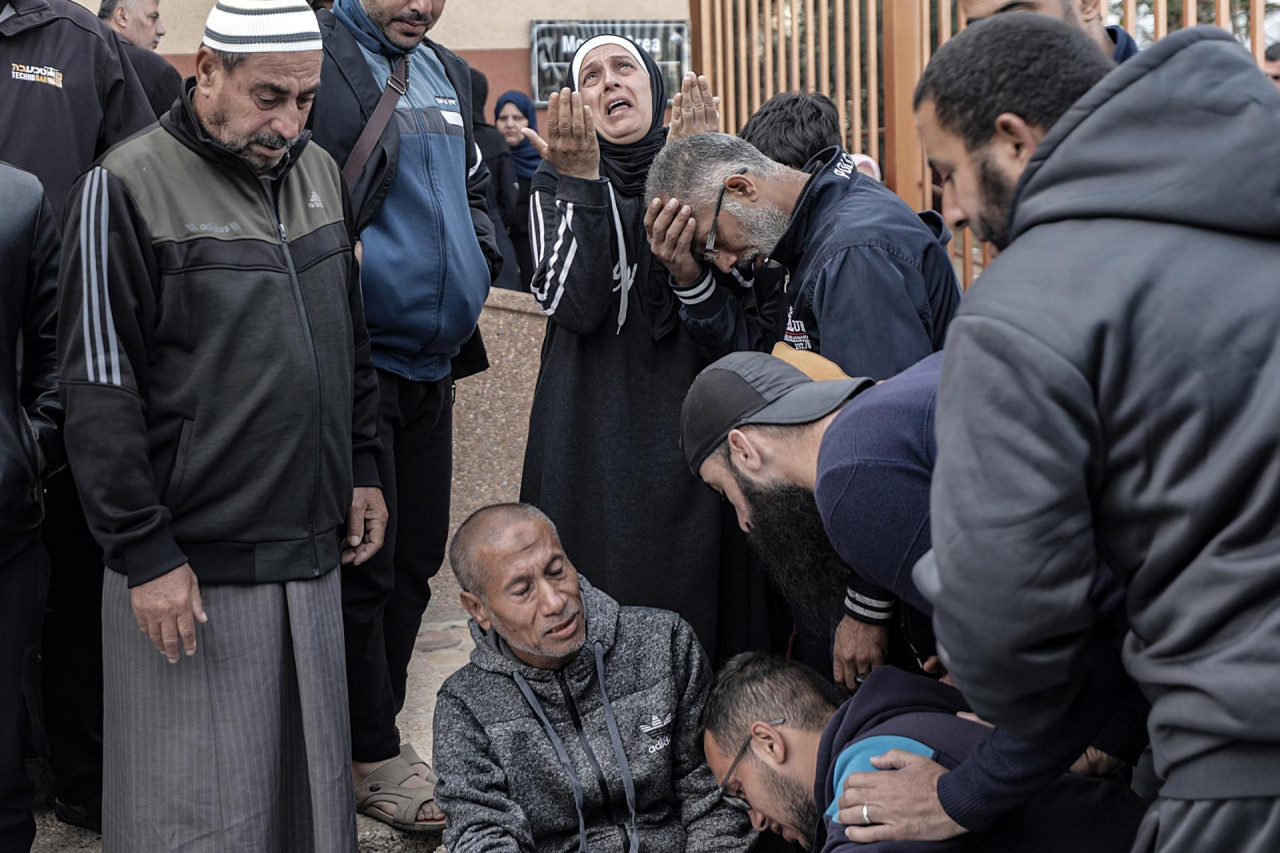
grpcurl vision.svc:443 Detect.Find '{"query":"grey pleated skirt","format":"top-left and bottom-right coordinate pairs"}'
top-left (101, 567), bottom-right (356, 853)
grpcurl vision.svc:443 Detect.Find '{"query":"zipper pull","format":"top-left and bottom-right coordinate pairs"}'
top-left (279, 222), bottom-right (288, 242)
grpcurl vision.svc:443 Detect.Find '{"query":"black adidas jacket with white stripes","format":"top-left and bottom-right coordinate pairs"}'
top-left (56, 90), bottom-right (381, 588)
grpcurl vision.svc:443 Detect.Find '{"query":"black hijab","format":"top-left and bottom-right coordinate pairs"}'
top-left (568, 35), bottom-right (668, 197)
top-left (567, 35), bottom-right (677, 338)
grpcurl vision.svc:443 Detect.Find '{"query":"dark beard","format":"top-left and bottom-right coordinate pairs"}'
top-left (758, 756), bottom-right (820, 846)
top-left (732, 468), bottom-right (847, 630)
top-left (975, 153), bottom-right (1014, 251)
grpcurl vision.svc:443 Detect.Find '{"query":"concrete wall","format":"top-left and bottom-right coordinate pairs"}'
top-left (77, 0), bottom-right (691, 96)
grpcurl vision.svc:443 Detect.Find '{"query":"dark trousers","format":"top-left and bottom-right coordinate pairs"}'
top-left (1, 539), bottom-right (49, 852)
top-left (39, 474), bottom-right (103, 807)
top-left (343, 370), bottom-right (452, 762)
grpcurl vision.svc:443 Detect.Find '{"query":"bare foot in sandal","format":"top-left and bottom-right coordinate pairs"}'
top-left (353, 749), bottom-right (445, 830)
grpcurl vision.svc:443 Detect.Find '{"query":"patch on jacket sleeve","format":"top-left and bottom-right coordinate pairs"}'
top-left (784, 305), bottom-right (813, 350)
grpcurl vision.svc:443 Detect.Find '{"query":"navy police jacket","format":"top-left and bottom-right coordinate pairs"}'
top-left (678, 148), bottom-right (960, 380)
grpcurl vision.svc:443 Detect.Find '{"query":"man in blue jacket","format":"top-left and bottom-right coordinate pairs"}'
top-left (307, 0), bottom-right (502, 831)
top-left (702, 653), bottom-right (1144, 852)
top-left (680, 350), bottom-right (1149, 845)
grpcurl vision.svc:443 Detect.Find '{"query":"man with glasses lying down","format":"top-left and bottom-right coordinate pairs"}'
top-left (431, 503), bottom-right (755, 853)
top-left (702, 653), bottom-right (1145, 852)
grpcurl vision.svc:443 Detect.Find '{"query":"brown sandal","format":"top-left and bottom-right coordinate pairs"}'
top-left (355, 754), bottom-right (446, 833)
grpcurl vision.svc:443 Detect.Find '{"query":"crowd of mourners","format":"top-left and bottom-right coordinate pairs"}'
top-left (2, 0), bottom-right (1280, 850)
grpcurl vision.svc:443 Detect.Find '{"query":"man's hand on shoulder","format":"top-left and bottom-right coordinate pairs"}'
top-left (344, 486), bottom-right (388, 566)
top-left (837, 750), bottom-right (965, 843)
top-left (130, 563), bottom-right (207, 663)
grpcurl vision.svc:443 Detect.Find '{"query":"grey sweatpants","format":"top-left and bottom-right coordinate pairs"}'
top-left (1133, 797), bottom-right (1280, 852)
top-left (102, 567), bottom-right (356, 853)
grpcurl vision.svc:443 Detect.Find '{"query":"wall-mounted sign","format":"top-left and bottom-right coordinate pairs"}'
top-left (530, 21), bottom-right (691, 107)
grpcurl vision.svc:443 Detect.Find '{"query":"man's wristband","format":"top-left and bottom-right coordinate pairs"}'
top-left (844, 586), bottom-right (895, 624)
top-left (670, 270), bottom-right (715, 305)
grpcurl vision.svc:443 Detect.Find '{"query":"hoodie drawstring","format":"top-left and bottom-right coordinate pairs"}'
top-left (606, 183), bottom-right (636, 334)
top-left (594, 641), bottom-right (640, 853)
top-left (513, 672), bottom-right (589, 853)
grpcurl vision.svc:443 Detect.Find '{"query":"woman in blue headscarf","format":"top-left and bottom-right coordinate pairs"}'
top-left (516, 35), bottom-right (755, 663)
top-left (495, 90), bottom-right (541, 290)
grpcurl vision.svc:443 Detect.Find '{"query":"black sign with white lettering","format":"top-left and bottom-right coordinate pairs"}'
top-left (530, 21), bottom-right (691, 107)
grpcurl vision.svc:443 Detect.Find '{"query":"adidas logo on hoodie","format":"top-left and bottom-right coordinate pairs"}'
top-left (308, 191), bottom-right (324, 209)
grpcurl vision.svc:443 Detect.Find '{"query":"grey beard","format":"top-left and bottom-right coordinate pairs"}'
top-left (503, 630), bottom-right (587, 662)
top-left (724, 199), bottom-right (792, 268)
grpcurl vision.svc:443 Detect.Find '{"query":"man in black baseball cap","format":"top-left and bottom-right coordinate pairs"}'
top-left (681, 348), bottom-right (918, 694)
top-left (681, 349), bottom-right (1151, 847)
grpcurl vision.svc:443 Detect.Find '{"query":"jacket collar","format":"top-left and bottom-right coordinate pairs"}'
top-left (466, 576), bottom-right (621, 683)
top-left (768, 147), bottom-right (863, 270)
top-left (332, 0), bottom-right (443, 60)
top-left (0, 0), bottom-right (55, 37)
top-left (161, 79), bottom-right (311, 184)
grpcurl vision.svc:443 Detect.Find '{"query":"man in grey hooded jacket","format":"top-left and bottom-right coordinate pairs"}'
top-left (910, 15), bottom-right (1280, 853)
top-left (432, 503), bottom-right (755, 853)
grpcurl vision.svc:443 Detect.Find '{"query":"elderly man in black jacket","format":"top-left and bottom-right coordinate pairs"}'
top-left (307, 0), bottom-right (502, 832)
top-left (0, 162), bottom-right (60, 853)
top-left (912, 16), bottom-right (1280, 852)
top-left (57, 2), bottom-right (385, 846)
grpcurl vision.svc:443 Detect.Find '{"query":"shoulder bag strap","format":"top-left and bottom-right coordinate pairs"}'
top-left (342, 54), bottom-right (408, 187)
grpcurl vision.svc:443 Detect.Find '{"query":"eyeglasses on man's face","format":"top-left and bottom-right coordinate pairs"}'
top-left (717, 716), bottom-right (786, 813)
top-left (702, 167), bottom-right (749, 264)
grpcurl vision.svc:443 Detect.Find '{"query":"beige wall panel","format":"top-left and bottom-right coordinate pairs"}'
top-left (76, 0), bottom-right (691, 57)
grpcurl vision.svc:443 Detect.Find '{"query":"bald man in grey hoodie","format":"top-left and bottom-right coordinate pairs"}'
top-left (432, 503), bottom-right (754, 853)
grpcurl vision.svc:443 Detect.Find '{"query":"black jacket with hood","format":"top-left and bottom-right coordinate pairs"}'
top-left (0, 161), bottom-right (62, 562)
top-left (432, 577), bottom-right (755, 853)
top-left (56, 87), bottom-right (381, 588)
top-left (0, 0), bottom-right (152, 219)
top-left (812, 667), bottom-right (1144, 853)
top-left (915, 27), bottom-right (1280, 802)
top-left (308, 8), bottom-right (499, 380)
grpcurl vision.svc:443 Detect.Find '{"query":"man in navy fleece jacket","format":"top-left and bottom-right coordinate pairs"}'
top-left (701, 653), bottom-right (1144, 852)
top-left (680, 350), bottom-right (1149, 844)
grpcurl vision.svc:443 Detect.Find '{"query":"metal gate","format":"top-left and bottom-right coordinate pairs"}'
top-left (690, 0), bottom-right (1279, 287)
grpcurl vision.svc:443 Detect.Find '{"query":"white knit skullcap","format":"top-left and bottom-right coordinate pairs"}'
top-left (203, 0), bottom-right (322, 54)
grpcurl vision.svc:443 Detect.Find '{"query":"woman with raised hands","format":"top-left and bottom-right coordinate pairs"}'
top-left (517, 35), bottom-right (750, 661)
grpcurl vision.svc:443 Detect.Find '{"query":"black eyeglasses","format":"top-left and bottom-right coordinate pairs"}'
top-left (702, 167), bottom-right (749, 263)
top-left (717, 716), bottom-right (785, 813)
